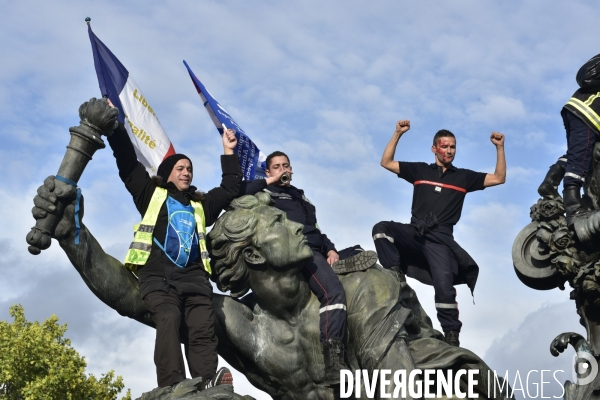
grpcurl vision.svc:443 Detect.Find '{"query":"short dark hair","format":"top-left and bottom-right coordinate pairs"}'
top-left (266, 151), bottom-right (290, 170)
top-left (432, 129), bottom-right (456, 146)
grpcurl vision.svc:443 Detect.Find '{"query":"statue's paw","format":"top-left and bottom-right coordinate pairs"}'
top-left (550, 332), bottom-right (585, 356)
top-left (79, 97), bottom-right (119, 135)
top-left (31, 176), bottom-right (83, 240)
top-left (32, 176), bottom-right (59, 220)
top-left (33, 176), bottom-right (78, 216)
top-left (55, 198), bottom-right (83, 240)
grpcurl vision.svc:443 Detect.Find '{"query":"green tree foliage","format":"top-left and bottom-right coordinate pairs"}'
top-left (0, 304), bottom-right (132, 400)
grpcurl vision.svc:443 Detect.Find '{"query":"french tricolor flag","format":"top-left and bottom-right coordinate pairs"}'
top-left (87, 21), bottom-right (175, 174)
top-left (183, 61), bottom-right (267, 180)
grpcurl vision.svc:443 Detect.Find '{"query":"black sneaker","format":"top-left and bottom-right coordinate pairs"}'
top-left (203, 367), bottom-right (233, 390)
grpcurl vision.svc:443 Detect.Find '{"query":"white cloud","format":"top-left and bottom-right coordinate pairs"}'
top-left (506, 166), bottom-right (542, 184)
top-left (2, 0), bottom-right (600, 398)
top-left (466, 95), bottom-right (526, 124)
top-left (483, 301), bottom-right (584, 400)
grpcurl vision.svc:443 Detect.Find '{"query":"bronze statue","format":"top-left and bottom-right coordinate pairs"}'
top-left (513, 146), bottom-right (600, 400)
top-left (32, 182), bottom-right (512, 399)
top-left (29, 98), bottom-right (512, 399)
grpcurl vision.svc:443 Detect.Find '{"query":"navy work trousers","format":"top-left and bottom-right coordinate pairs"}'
top-left (559, 110), bottom-right (597, 187)
top-left (143, 290), bottom-right (218, 388)
top-left (372, 221), bottom-right (461, 333)
top-left (303, 250), bottom-right (348, 343)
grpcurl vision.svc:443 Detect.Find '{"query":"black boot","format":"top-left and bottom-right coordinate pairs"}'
top-left (323, 339), bottom-right (348, 387)
top-left (538, 163), bottom-right (565, 198)
top-left (331, 250), bottom-right (378, 274)
top-left (444, 330), bottom-right (460, 347)
top-left (564, 185), bottom-right (589, 226)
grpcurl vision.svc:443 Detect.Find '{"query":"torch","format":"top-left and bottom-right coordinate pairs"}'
top-left (26, 98), bottom-right (119, 255)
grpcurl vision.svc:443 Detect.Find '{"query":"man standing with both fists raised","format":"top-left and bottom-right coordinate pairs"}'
top-left (372, 119), bottom-right (506, 347)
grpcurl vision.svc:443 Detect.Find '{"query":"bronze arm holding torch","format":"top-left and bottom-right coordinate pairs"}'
top-left (26, 98), bottom-right (119, 255)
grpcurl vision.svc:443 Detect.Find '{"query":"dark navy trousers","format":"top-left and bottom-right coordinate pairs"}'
top-left (303, 250), bottom-right (348, 343)
top-left (372, 221), bottom-right (461, 333)
top-left (559, 109), bottom-right (597, 188)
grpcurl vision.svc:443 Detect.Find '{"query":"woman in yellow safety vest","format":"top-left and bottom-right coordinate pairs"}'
top-left (106, 121), bottom-right (241, 390)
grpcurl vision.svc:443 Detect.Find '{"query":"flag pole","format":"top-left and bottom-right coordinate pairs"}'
top-left (86, 17), bottom-right (109, 98)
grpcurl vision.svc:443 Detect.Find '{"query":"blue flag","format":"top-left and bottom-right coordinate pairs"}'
top-left (87, 21), bottom-right (175, 174)
top-left (183, 60), bottom-right (267, 180)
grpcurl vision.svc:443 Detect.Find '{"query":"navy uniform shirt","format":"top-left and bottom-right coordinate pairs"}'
top-left (239, 180), bottom-right (337, 256)
top-left (398, 162), bottom-right (487, 228)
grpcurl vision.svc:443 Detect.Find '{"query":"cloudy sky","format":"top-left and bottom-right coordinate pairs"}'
top-left (0, 0), bottom-right (596, 398)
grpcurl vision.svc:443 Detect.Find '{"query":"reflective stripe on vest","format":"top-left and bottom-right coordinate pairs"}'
top-left (566, 94), bottom-right (600, 132)
top-left (124, 187), bottom-right (211, 275)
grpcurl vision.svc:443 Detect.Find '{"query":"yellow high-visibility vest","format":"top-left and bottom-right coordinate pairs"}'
top-left (124, 187), bottom-right (211, 275)
top-left (564, 89), bottom-right (600, 133)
